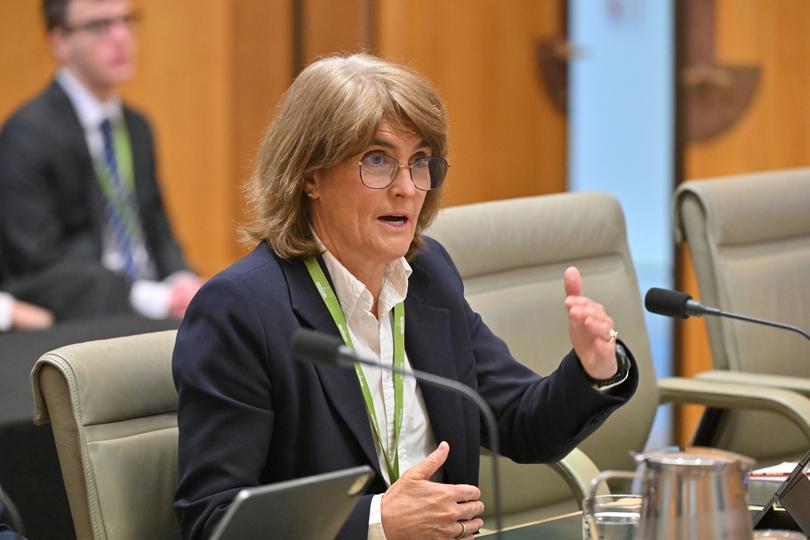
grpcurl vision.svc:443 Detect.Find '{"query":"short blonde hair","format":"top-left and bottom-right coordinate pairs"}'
top-left (243, 53), bottom-right (448, 260)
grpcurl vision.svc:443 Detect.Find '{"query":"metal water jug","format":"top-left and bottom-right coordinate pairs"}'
top-left (587, 447), bottom-right (755, 539)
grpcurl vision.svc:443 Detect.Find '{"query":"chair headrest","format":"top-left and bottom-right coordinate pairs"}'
top-left (31, 330), bottom-right (178, 426)
top-left (426, 191), bottom-right (628, 279)
top-left (675, 168), bottom-right (810, 246)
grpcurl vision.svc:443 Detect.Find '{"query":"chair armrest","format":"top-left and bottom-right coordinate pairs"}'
top-left (696, 370), bottom-right (810, 397)
top-left (548, 448), bottom-right (609, 504)
top-left (658, 376), bottom-right (810, 440)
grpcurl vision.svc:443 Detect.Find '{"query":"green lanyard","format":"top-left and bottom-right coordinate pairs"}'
top-left (94, 121), bottom-right (141, 238)
top-left (304, 258), bottom-right (405, 483)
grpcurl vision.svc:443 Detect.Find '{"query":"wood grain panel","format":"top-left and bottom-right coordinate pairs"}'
top-left (232, 0), bottom-right (294, 260)
top-left (0, 3), bottom-right (55, 123)
top-left (301, 0), bottom-right (368, 66)
top-left (377, 0), bottom-right (566, 207)
top-left (677, 0), bottom-right (810, 443)
top-left (684, 0), bottom-right (810, 177)
top-left (122, 0), bottom-right (235, 277)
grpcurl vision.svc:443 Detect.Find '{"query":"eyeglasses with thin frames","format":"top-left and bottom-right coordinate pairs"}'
top-left (62, 11), bottom-right (139, 37)
top-left (355, 151), bottom-right (448, 191)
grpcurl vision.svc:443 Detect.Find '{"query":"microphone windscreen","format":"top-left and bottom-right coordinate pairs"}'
top-left (291, 328), bottom-right (342, 365)
top-left (645, 287), bottom-right (693, 319)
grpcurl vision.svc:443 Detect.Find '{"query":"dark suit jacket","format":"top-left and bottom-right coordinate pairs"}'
top-left (0, 81), bottom-right (188, 318)
top-left (172, 239), bottom-right (638, 540)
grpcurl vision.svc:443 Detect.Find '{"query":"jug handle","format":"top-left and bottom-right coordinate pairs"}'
top-left (587, 470), bottom-right (638, 502)
top-left (584, 470), bottom-right (639, 540)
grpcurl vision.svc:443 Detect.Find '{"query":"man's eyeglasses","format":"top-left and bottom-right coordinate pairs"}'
top-left (63, 11), bottom-right (139, 36)
top-left (355, 151), bottom-right (448, 191)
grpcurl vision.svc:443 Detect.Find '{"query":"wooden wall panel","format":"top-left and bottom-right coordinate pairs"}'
top-left (376, 0), bottom-right (567, 206)
top-left (233, 0), bottom-right (295, 261)
top-left (301, 0), bottom-right (368, 66)
top-left (684, 0), bottom-right (810, 177)
top-left (0, 4), bottom-right (55, 124)
top-left (122, 0), bottom-right (235, 277)
top-left (677, 0), bottom-right (810, 442)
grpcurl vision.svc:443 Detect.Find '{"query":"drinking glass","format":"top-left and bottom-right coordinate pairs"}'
top-left (582, 494), bottom-right (641, 540)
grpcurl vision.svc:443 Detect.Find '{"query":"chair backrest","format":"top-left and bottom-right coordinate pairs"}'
top-left (426, 191), bottom-right (658, 524)
top-left (30, 330), bottom-right (179, 540)
top-left (675, 168), bottom-right (810, 461)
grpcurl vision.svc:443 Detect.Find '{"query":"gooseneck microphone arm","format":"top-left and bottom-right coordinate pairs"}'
top-left (645, 287), bottom-right (810, 532)
top-left (644, 287), bottom-right (810, 342)
top-left (291, 328), bottom-right (504, 539)
top-left (0, 483), bottom-right (25, 538)
top-left (701, 308), bottom-right (810, 342)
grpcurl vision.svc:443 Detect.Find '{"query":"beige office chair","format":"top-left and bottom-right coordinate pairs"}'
top-left (675, 168), bottom-right (810, 463)
top-left (427, 191), bottom-right (810, 527)
top-left (31, 330), bottom-right (179, 540)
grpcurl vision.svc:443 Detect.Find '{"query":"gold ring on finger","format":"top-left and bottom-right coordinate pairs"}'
top-left (455, 520), bottom-right (467, 538)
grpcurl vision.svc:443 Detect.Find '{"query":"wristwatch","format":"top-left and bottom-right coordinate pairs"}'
top-left (585, 343), bottom-right (631, 389)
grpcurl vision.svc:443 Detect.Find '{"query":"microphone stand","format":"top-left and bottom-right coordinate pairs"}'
top-left (694, 304), bottom-right (810, 342)
top-left (0, 483), bottom-right (25, 538)
top-left (645, 287), bottom-right (810, 532)
top-left (293, 328), bottom-right (504, 539)
top-left (333, 354), bottom-right (504, 539)
top-left (696, 303), bottom-right (810, 532)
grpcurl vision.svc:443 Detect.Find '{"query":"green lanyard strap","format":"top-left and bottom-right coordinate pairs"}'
top-left (94, 121), bottom-right (141, 239)
top-left (304, 258), bottom-right (405, 483)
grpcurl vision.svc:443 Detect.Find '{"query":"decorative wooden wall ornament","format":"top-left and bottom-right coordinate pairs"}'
top-left (535, 0), bottom-right (569, 114)
top-left (681, 0), bottom-right (761, 141)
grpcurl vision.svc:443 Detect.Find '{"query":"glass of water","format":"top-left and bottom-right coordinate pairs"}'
top-left (582, 494), bottom-right (641, 540)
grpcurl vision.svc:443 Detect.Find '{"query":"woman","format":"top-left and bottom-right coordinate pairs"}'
top-left (173, 53), bottom-right (637, 540)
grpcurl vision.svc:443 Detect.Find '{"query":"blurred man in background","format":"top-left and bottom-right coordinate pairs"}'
top-left (0, 0), bottom-right (201, 323)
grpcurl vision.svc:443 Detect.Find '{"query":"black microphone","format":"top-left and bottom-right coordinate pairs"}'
top-left (291, 328), bottom-right (504, 539)
top-left (645, 287), bottom-right (810, 342)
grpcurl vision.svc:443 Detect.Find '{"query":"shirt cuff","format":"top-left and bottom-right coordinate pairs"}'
top-left (129, 279), bottom-right (172, 319)
top-left (0, 292), bottom-right (14, 332)
top-left (368, 494), bottom-right (387, 540)
top-left (164, 270), bottom-right (197, 284)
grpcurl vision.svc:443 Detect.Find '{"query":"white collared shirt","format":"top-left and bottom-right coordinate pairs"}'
top-left (57, 67), bottom-right (123, 163)
top-left (0, 291), bottom-right (14, 332)
top-left (57, 68), bottom-right (179, 318)
top-left (319, 249), bottom-right (436, 540)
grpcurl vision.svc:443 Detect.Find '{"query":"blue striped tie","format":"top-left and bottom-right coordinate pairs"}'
top-left (99, 118), bottom-right (141, 282)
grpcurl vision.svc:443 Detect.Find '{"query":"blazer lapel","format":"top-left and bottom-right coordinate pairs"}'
top-left (405, 270), bottom-right (468, 484)
top-left (280, 255), bottom-right (381, 478)
top-left (47, 81), bottom-right (106, 252)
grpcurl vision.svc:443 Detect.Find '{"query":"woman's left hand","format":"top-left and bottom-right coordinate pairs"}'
top-left (563, 266), bottom-right (618, 380)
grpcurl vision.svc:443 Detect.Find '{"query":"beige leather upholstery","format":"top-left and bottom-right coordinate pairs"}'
top-left (30, 330), bottom-right (179, 540)
top-left (427, 191), bottom-right (810, 527)
top-left (675, 168), bottom-right (810, 462)
top-left (426, 191), bottom-right (658, 525)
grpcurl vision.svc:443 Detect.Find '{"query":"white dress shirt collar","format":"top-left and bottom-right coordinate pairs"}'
top-left (57, 67), bottom-right (123, 131)
top-left (313, 233), bottom-right (412, 321)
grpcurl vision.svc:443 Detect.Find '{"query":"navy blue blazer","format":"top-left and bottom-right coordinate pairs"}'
top-left (173, 238), bottom-right (637, 540)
